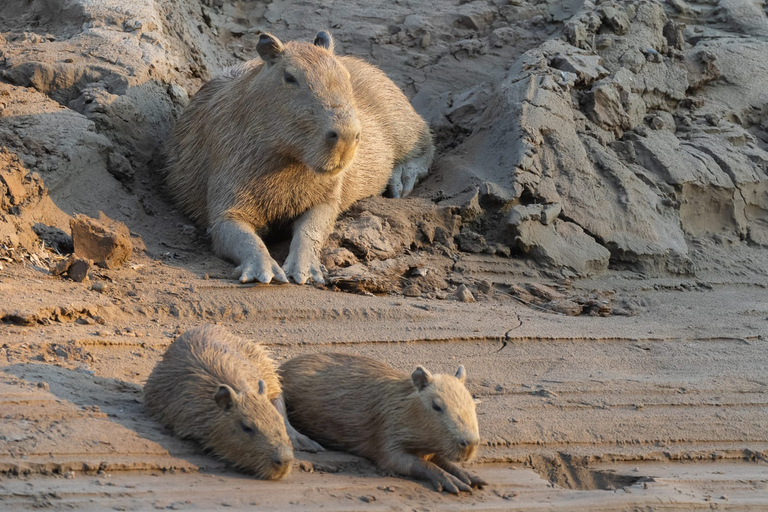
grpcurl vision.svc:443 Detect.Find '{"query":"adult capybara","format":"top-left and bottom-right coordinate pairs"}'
top-left (144, 325), bottom-right (318, 479)
top-left (165, 31), bottom-right (433, 285)
top-left (279, 353), bottom-right (487, 493)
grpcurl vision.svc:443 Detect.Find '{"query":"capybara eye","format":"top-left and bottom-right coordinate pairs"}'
top-left (240, 421), bottom-right (255, 435)
top-left (283, 71), bottom-right (298, 85)
top-left (432, 402), bottom-right (443, 413)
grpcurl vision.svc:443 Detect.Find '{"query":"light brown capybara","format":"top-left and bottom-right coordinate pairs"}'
top-left (164, 31), bottom-right (433, 285)
top-left (143, 325), bottom-right (320, 480)
top-left (279, 353), bottom-right (487, 493)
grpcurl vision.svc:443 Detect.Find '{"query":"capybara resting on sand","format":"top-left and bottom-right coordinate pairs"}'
top-left (279, 353), bottom-right (486, 493)
top-left (165, 31), bottom-right (433, 284)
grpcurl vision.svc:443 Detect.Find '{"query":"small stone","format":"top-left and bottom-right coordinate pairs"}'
top-left (67, 256), bottom-right (92, 282)
top-left (456, 284), bottom-right (475, 302)
top-left (71, 213), bottom-right (132, 269)
top-left (492, 243), bottom-right (511, 257)
top-left (527, 283), bottom-right (567, 301)
top-left (37, 381), bottom-right (49, 391)
top-left (91, 281), bottom-right (109, 293)
top-left (402, 284), bottom-right (422, 297)
top-left (509, 285), bottom-right (535, 303)
top-left (543, 299), bottom-right (583, 316)
top-left (51, 254), bottom-right (75, 276)
top-left (359, 495), bottom-right (376, 503)
top-left (421, 32), bottom-right (431, 48)
top-left (299, 460), bottom-right (314, 473)
top-left (540, 203), bottom-right (562, 225)
top-left (506, 204), bottom-right (544, 227)
top-left (478, 280), bottom-right (493, 294)
top-left (456, 229), bottom-right (486, 253)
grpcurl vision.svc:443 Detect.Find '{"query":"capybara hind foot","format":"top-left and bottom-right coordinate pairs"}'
top-left (387, 142), bottom-right (433, 198)
top-left (288, 428), bottom-right (325, 453)
top-left (273, 394), bottom-right (325, 452)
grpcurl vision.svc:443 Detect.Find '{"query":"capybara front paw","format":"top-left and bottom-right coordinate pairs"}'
top-left (431, 471), bottom-right (473, 494)
top-left (450, 467), bottom-right (487, 489)
top-left (232, 256), bottom-right (288, 284)
top-left (282, 250), bottom-right (325, 285)
top-left (423, 466), bottom-right (473, 494)
top-left (290, 431), bottom-right (325, 453)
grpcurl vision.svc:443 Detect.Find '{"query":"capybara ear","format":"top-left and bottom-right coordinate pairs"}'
top-left (455, 365), bottom-right (467, 383)
top-left (412, 366), bottom-right (433, 391)
top-left (257, 32), bottom-right (285, 62)
top-left (214, 384), bottom-right (238, 410)
top-left (313, 31), bottom-right (334, 53)
top-left (257, 379), bottom-right (267, 395)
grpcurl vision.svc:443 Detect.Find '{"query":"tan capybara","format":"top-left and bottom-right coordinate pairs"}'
top-left (165, 30), bottom-right (433, 285)
top-left (143, 325), bottom-right (321, 480)
top-left (279, 353), bottom-right (487, 493)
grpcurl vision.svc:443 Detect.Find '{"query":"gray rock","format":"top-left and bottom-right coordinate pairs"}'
top-left (514, 219), bottom-right (611, 275)
top-left (551, 53), bottom-right (609, 86)
top-left (455, 284), bottom-right (475, 302)
top-left (540, 203), bottom-right (562, 225)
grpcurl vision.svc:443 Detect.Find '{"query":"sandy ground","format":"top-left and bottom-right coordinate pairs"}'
top-left (1, 248), bottom-right (768, 510)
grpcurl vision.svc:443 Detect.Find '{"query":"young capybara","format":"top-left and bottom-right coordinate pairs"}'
top-left (279, 353), bottom-right (487, 493)
top-left (164, 31), bottom-right (433, 285)
top-left (144, 325), bottom-right (319, 480)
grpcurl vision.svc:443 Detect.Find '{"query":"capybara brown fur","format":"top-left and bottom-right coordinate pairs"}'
top-left (144, 325), bottom-right (293, 479)
top-left (279, 353), bottom-right (487, 493)
top-left (164, 31), bottom-right (433, 285)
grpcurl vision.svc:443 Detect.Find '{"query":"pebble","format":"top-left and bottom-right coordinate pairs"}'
top-left (456, 284), bottom-right (475, 302)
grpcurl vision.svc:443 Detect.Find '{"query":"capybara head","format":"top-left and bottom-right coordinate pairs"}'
top-left (411, 365), bottom-right (480, 462)
top-left (210, 380), bottom-right (293, 479)
top-left (253, 31), bottom-right (360, 175)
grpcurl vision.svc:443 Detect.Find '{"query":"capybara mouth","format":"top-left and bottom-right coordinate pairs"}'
top-left (452, 445), bottom-right (478, 463)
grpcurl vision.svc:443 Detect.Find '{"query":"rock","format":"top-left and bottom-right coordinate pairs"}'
top-left (455, 284), bottom-right (475, 302)
top-left (514, 219), bottom-right (611, 275)
top-left (51, 254), bottom-right (76, 276)
top-left (543, 299), bottom-right (583, 316)
top-left (337, 213), bottom-right (400, 260)
top-left (321, 247), bottom-right (358, 269)
top-left (527, 283), bottom-right (566, 301)
top-left (402, 284), bottom-right (422, 297)
top-left (506, 204), bottom-right (544, 227)
top-left (37, 381), bottom-right (50, 391)
top-left (460, 189), bottom-right (483, 222)
top-left (480, 182), bottom-right (515, 204)
top-left (299, 460), bottom-right (314, 473)
top-left (509, 284), bottom-right (535, 303)
top-left (106, 152), bottom-right (134, 183)
top-left (456, 229), bottom-right (486, 253)
top-left (67, 256), bottom-right (92, 282)
top-left (540, 203), bottom-right (561, 225)
top-left (70, 213), bottom-right (132, 269)
top-left (91, 281), bottom-right (109, 293)
top-left (477, 280), bottom-right (493, 294)
top-left (551, 53), bottom-right (609, 86)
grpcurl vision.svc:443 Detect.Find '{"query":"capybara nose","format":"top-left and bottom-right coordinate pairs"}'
top-left (458, 436), bottom-right (479, 450)
top-left (273, 445), bottom-right (293, 468)
top-left (458, 439), bottom-right (469, 449)
top-left (326, 127), bottom-right (361, 147)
